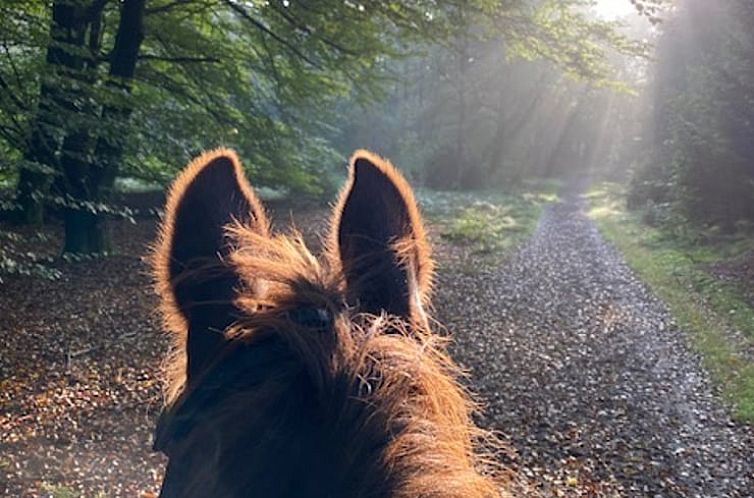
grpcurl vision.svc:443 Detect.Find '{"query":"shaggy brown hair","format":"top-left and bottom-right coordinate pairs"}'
top-left (151, 149), bottom-right (508, 498)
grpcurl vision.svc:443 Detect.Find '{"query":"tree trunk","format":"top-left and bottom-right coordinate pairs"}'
top-left (63, 209), bottom-right (109, 254)
top-left (14, 1), bottom-right (91, 225)
top-left (63, 0), bottom-right (145, 254)
top-left (16, 132), bottom-right (57, 225)
top-left (94, 0), bottom-right (145, 192)
top-left (455, 31), bottom-right (468, 189)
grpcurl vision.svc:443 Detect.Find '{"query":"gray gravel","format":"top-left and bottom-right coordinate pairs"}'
top-left (436, 198), bottom-right (754, 497)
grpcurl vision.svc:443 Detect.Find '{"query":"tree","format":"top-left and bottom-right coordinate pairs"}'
top-left (10, 0), bottom-right (107, 225)
top-left (60, 0), bottom-right (145, 253)
top-left (4, 0), bottom-right (497, 252)
top-left (631, 0), bottom-right (754, 229)
top-left (1, 0), bottom-right (649, 253)
top-left (335, 0), bottom-right (649, 189)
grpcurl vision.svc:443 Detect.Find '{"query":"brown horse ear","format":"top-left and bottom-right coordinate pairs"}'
top-left (153, 148), bottom-right (269, 381)
top-left (330, 150), bottom-right (432, 321)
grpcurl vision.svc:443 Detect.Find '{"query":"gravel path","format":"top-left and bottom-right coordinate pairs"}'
top-left (438, 198), bottom-right (754, 497)
top-left (2, 198), bottom-right (752, 496)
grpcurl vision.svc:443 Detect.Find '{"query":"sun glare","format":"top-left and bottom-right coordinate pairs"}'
top-left (593, 0), bottom-right (636, 19)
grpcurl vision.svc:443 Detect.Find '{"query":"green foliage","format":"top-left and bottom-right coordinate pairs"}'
top-left (508, 0), bottom-right (649, 83)
top-left (589, 183), bottom-right (754, 422)
top-left (334, 2), bottom-right (649, 190)
top-left (441, 203), bottom-right (530, 253)
top-left (2, 0), bottom-right (537, 197)
top-left (630, 0), bottom-right (754, 229)
top-left (0, 0), bottom-right (646, 254)
top-left (419, 184), bottom-right (558, 254)
top-left (38, 483), bottom-right (80, 498)
top-left (0, 231), bottom-right (61, 282)
top-left (37, 482), bottom-right (107, 498)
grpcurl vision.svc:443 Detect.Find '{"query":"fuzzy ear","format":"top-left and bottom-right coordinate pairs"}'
top-left (331, 150), bottom-right (432, 321)
top-left (153, 148), bottom-right (269, 380)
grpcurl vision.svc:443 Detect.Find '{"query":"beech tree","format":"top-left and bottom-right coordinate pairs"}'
top-left (1, 0), bottom-right (645, 253)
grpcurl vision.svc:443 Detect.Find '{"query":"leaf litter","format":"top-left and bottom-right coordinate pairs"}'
top-left (1, 196), bottom-right (752, 497)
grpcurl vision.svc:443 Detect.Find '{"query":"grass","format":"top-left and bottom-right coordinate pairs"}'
top-left (38, 483), bottom-right (80, 498)
top-left (37, 483), bottom-right (108, 498)
top-left (587, 183), bottom-right (754, 422)
top-left (417, 183), bottom-right (558, 255)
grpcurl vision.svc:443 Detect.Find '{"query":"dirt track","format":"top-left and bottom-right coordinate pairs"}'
top-left (1, 197), bottom-right (753, 497)
top-left (440, 197), bottom-right (754, 497)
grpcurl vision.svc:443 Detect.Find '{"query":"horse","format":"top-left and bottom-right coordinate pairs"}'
top-left (150, 148), bottom-right (505, 497)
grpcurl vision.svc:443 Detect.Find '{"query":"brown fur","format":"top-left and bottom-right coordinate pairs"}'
top-left (151, 148), bottom-right (269, 401)
top-left (328, 150), bottom-right (434, 303)
top-left (151, 149), bottom-right (509, 497)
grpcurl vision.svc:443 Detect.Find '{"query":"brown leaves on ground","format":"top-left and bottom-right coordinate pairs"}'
top-left (0, 203), bottom-right (328, 497)
top-left (0, 221), bottom-right (166, 497)
top-left (2, 198), bottom-right (751, 497)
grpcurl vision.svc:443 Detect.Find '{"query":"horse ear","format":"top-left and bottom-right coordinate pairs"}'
top-left (153, 148), bottom-right (269, 381)
top-left (330, 150), bottom-right (432, 321)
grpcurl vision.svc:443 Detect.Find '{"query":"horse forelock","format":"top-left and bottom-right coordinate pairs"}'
top-left (158, 223), bottom-right (509, 498)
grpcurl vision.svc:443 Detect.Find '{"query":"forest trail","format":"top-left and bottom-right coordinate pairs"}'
top-left (439, 196), bottom-right (754, 497)
top-left (2, 197), bottom-right (753, 497)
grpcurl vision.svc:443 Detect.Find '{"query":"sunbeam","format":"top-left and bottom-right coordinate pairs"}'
top-left (593, 0), bottom-right (636, 19)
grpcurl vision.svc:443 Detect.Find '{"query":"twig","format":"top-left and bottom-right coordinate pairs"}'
top-left (222, 0), bottom-right (320, 68)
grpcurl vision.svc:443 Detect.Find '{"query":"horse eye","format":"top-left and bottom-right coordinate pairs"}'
top-left (289, 306), bottom-right (333, 329)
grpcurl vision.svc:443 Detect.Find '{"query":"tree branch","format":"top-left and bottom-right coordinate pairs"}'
top-left (0, 122), bottom-right (25, 149)
top-left (98, 52), bottom-right (220, 64)
top-left (268, 2), bottom-right (359, 57)
top-left (145, 0), bottom-right (191, 16)
top-left (137, 67), bottom-right (235, 128)
top-left (0, 67), bottom-right (30, 111)
top-left (2, 41), bottom-right (25, 89)
top-left (138, 54), bottom-right (220, 63)
top-left (222, 0), bottom-right (320, 68)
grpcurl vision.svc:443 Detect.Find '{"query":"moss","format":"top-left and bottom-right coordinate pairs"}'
top-left (588, 183), bottom-right (754, 422)
top-left (418, 184), bottom-right (557, 255)
top-left (38, 483), bottom-right (80, 498)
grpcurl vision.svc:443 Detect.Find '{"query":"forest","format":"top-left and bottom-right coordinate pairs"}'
top-left (1, 0), bottom-right (751, 255)
top-left (1, 0), bottom-right (753, 497)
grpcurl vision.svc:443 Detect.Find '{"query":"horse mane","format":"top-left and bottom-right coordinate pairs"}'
top-left (155, 224), bottom-right (509, 497)
top-left (150, 148), bottom-right (512, 497)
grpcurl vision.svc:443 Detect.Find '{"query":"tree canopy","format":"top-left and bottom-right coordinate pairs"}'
top-left (629, 0), bottom-right (754, 230)
top-left (1, 0), bottom-right (646, 254)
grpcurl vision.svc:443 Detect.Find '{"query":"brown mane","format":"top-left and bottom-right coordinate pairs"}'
top-left (150, 149), bottom-right (510, 497)
top-left (231, 229), bottom-right (502, 496)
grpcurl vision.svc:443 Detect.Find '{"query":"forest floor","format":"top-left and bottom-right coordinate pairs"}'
top-left (1, 191), bottom-right (753, 497)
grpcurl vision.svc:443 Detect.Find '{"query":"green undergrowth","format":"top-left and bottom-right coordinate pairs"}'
top-left (417, 181), bottom-right (559, 255)
top-left (37, 484), bottom-right (79, 498)
top-left (36, 482), bottom-right (108, 498)
top-left (587, 183), bottom-right (754, 423)
top-left (38, 484), bottom-right (79, 498)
